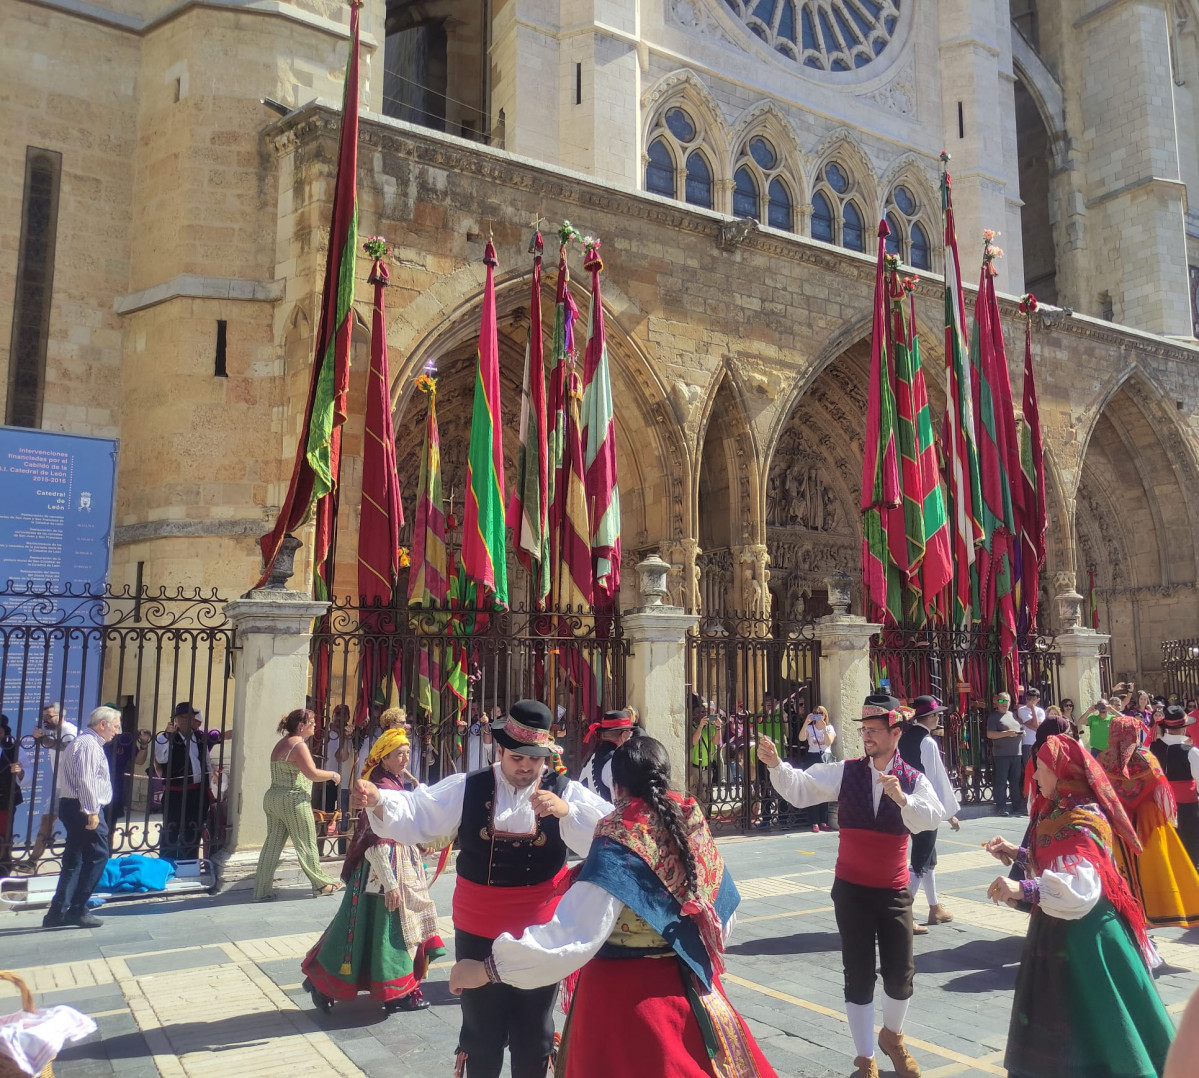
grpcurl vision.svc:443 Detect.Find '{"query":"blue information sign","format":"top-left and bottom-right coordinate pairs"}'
top-left (0, 427), bottom-right (118, 844)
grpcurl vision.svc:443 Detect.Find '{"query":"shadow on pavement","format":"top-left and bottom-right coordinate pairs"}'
top-left (725, 931), bottom-right (842, 956)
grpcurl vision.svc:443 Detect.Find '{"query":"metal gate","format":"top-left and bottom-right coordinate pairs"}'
top-left (871, 627), bottom-right (1062, 804)
top-left (685, 615), bottom-right (821, 834)
top-left (309, 598), bottom-right (628, 782)
top-left (0, 584), bottom-right (235, 875)
top-left (1163, 639), bottom-right (1199, 706)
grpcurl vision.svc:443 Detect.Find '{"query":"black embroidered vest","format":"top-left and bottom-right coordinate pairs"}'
top-left (455, 767), bottom-right (569, 887)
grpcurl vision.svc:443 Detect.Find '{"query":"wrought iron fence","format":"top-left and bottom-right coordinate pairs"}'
top-left (871, 627), bottom-right (1061, 803)
top-left (1163, 638), bottom-right (1199, 706)
top-left (0, 583), bottom-right (235, 875)
top-left (684, 614), bottom-right (821, 834)
top-left (309, 598), bottom-right (628, 790)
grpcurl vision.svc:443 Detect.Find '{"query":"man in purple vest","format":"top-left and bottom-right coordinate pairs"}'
top-left (759, 693), bottom-right (944, 1078)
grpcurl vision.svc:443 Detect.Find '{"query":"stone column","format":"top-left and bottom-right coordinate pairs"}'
top-left (1056, 629), bottom-right (1110, 715)
top-left (812, 573), bottom-right (880, 761)
top-left (622, 555), bottom-right (700, 786)
top-left (224, 587), bottom-right (329, 851)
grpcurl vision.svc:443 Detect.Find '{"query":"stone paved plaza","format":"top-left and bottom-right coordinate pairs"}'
top-left (3, 809), bottom-right (1196, 1078)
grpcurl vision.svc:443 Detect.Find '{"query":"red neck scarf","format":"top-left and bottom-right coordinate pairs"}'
top-left (1097, 715), bottom-right (1176, 823)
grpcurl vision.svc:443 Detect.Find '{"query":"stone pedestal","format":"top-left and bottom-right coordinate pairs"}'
top-left (224, 589), bottom-right (329, 850)
top-left (622, 603), bottom-right (700, 789)
top-left (813, 613), bottom-right (882, 761)
top-left (1055, 628), bottom-right (1111, 714)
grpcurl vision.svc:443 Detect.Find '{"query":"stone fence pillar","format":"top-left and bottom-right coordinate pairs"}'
top-left (224, 588), bottom-right (329, 851)
top-left (622, 555), bottom-right (700, 789)
top-left (812, 574), bottom-right (881, 762)
top-left (1055, 629), bottom-right (1110, 713)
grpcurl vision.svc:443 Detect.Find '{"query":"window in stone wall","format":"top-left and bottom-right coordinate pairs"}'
top-left (6, 148), bottom-right (61, 429)
top-left (644, 105), bottom-right (715, 210)
top-left (883, 184), bottom-right (932, 270)
top-left (731, 134), bottom-right (795, 231)
top-left (811, 160), bottom-right (866, 252)
top-left (722, 0), bottom-right (901, 73)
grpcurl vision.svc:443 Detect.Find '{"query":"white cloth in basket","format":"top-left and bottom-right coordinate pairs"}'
top-left (0, 1005), bottom-right (96, 1075)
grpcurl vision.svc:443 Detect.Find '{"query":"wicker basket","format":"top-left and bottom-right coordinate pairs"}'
top-left (0, 971), bottom-right (54, 1078)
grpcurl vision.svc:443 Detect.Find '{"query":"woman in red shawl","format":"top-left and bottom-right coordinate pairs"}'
top-left (986, 734), bottom-right (1173, 1078)
top-left (301, 728), bottom-right (446, 1013)
top-left (1098, 714), bottom-right (1199, 927)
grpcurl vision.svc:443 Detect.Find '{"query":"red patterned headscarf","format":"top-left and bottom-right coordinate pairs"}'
top-left (1097, 715), bottom-right (1175, 821)
top-left (1034, 733), bottom-right (1141, 856)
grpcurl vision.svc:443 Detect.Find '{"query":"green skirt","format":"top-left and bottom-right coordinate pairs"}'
top-left (1006, 900), bottom-right (1173, 1077)
top-left (301, 860), bottom-right (446, 1002)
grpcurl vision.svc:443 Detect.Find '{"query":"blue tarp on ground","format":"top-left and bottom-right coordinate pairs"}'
top-left (96, 855), bottom-right (176, 894)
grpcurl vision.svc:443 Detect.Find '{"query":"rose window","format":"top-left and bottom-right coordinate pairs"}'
top-left (721, 0), bottom-right (901, 72)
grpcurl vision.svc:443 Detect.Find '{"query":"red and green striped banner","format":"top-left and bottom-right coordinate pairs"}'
top-left (1017, 296), bottom-right (1046, 632)
top-left (354, 246), bottom-right (405, 726)
top-left (861, 221), bottom-right (903, 626)
top-left (508, 232), bottom-right (550, 608)
top-left (461, 240), bottom-right (508, 609)
top-left (939, 159), bottom-right (983, 631)
top-left (971, 236), bottom-right (1022, 691)
top-left (258, 2), bottom-right (360, 592)
top-left (581, 240), bottom-right (621, 599)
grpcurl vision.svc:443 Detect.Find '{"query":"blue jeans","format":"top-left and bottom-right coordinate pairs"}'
top-left (992, 755), bottom-right (1023, 814)
top-left (49, 798), bottom-right (110, 918)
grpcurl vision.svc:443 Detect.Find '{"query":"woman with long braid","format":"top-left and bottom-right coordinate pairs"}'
top-left (448, 735), bottom-right (777, 1077)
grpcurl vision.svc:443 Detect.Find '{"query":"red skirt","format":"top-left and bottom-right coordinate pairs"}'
top-left (557, 956), bottom-right (777, 1078)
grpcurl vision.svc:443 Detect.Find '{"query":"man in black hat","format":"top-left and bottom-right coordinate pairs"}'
top-left (1150, 705), bottom-right (1199, 869)
top-left (153, 701), bottom-right (211, 860)
top-left (897, 696), bottom-right (961, 933)
top-left (352, 700), bottom-right (612, 1078)
top-left (759, 693), bottom-right (944, 1078)
top-left (580, 708), bottom-right (637, 802)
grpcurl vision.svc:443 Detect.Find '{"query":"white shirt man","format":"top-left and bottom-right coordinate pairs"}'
top-left (1017, 692), bottom-right (1046, 770)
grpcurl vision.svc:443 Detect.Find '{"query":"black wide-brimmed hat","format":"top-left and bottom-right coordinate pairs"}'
top-left (911, 695), bottom-right (947, 720)
top-left (1162, 705), bottom-right (1197, 730)
top-left (493, 699), bottom-right (558, 757)
top-left (860, 693), bottom-right (903, 726)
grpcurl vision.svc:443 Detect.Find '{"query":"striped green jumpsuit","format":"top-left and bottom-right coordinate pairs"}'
top-left (252, 744), bottom-right (338, 899)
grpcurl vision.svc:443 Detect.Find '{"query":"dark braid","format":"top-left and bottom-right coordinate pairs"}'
top-left (611, 735), bottom-right (699, 896)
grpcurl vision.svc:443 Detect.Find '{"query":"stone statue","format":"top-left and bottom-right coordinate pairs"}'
top-left (821, 486), bottom-right (838, 532)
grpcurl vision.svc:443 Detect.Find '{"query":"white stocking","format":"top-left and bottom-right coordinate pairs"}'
top-left (846, 1001), bottom-right (876, 1058)
top-left (881, 992), bottom-right (910, 1035)
top-left (921, 870), bottom-right (940, 907)
top-left (908, 868), bottom-right (921, 895)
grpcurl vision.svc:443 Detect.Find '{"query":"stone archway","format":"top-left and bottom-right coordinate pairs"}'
top-left (389, 269), bottom-right (687, 612)
top-left (1075, 375), bottom-right (1199, 683)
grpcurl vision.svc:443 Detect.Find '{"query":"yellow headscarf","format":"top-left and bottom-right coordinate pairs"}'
top-left (361, 727), bottom-right (410, 779)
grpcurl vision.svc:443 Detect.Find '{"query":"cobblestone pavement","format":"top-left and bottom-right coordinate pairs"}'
top-left (2, 808), bottom-right (1196, 1077)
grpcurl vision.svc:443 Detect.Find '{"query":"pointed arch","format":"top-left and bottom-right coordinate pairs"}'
top-left (640, 68), bottom-right (731, 178)
top-left (877, 153), bottom-right (939, 221)
top-left (806, 128), bottom-right (880, 215)
top-left (694, 366), bottom-right (762, 547)
top-left (728, 100), bottom-right (808, 204)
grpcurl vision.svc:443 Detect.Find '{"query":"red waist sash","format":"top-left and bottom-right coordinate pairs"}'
top-left (453, 864), bottom-right (573, 940)
top-left (1170, 779), bottom-right (1198, 805)
top-left (835, 828), bottom-right (909, 890)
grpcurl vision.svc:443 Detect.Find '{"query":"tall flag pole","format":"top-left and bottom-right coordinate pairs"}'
top-left (1017, 294), bottom-right (1047, 633)
top-left (352, 237), bottom-right (405, 725)
top-left (971, 231), bottom-right (1022, 693)
top-left (861, 221), bottom-right (903, 626)
top-left (939, 153), bottom-right (983, 632)
top-left (258, 0), bottom-right (361, 592)
top-left (508, 231), bottom-right (550, 608)
top-left (580, 238), bottom-right (621, 599)
top-left (460, 240), bottom-right (509, 609)
top-left (407, 372), bottom-right (447, 733)
top-left (547, 224), bottom-right (581, 514)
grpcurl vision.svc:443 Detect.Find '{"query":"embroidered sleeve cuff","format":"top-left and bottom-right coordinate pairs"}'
top-left (1015, 846), bottom-right (1029, 867)
top-left (483, 955), bottom-right (503, 985)
top-left (1020, 879), bottom-right (1040, 905)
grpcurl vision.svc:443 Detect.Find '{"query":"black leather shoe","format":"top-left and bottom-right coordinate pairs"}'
top-left (42, 911), bottom-right (63, 929)
top-left (67, 912), bottom-right (103, 928)
top-left (385, 990), bottom-right (430, 1013)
